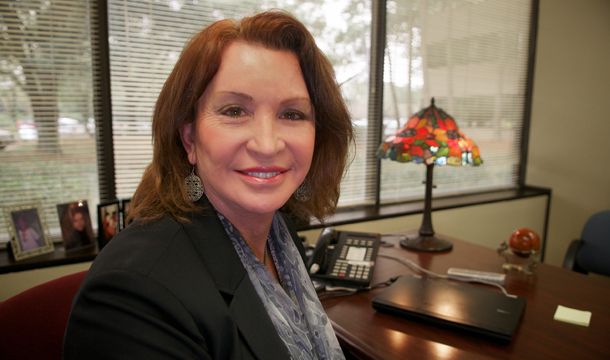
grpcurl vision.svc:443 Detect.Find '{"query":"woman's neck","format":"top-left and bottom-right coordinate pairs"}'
top-left (205, 194), bottom-right (281, 282)
top-left (210, 201), bottom-right (273, 257)
top-left (232, 215), bottom-right (272, 252)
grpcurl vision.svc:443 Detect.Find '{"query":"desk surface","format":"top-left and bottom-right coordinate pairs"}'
top-left (321, 230), bottom-right (610, 360)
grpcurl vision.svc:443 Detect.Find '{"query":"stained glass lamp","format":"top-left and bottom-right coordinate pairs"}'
top-left (376, 98), bottom-right (483, 252)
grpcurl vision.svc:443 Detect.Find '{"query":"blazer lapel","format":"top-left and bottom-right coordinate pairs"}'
top-left (185, 203), bottom-right (290, 360)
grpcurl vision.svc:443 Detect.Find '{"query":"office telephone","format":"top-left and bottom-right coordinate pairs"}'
top-left (307, 228), bottom-right (381, 288)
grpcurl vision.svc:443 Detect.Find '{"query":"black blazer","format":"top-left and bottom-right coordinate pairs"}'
top-left (63, 198), bottom-right (306, 360)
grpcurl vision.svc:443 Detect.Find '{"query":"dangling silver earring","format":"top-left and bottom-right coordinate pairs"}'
top-left (293, 178), bottom-right (310, 202)
top-left (185, 166), bottom-right (204, 202)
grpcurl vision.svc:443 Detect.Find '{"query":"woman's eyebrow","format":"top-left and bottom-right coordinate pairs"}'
top-left (214, 92), bottom-right (310, 107)
top-left (215, 91), bottom-right (253, 101)
top-left (280, 97), bottom-right (311, 105)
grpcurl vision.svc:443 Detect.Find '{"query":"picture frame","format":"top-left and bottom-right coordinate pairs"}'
top-left (97, 200), bottom-right (120, 251)
top-left (56, 200), bottom-right (95, 252)
top-left (3, 203), bottom-right (55, 261)
top-left (121, 198), bottom-right (132, 230)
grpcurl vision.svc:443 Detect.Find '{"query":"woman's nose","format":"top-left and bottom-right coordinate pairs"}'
top-left (246, 114), bottom-right (286, 157)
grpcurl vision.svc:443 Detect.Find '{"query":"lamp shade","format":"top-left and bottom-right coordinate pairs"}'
top-left (376, 98), bottom-right (482, 167)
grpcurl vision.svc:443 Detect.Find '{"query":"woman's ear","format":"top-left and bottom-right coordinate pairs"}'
top-left (180, 122), bottom-right (197, 165)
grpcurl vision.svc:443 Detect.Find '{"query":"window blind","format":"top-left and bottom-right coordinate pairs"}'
top-left (381, 0), bottom-right (532, 202)
top-left (0, 0), bottom-right (100, 241)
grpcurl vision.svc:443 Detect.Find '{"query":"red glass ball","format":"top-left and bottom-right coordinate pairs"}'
top-left (509, 228), bottom-right (540, 258)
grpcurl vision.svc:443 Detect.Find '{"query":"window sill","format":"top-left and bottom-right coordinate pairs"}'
top-left (294, 185), bottom-right (552, 231)
top-left (0, 244), bottom-right (98, 275)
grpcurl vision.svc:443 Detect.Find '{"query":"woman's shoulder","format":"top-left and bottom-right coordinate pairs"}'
top-left (89, 216), bottom-right (191, 276)
top-left (88, 211), bottom-right (227, 275)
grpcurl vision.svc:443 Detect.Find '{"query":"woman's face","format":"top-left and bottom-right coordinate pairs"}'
top-left (182, 42), bottom-right (315, 221)
top-left (72, 212), bottom-right (85, 232)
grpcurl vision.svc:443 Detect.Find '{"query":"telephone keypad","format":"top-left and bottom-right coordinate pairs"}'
top-left (330, 237), bottom-right (376, 280)
top-left (312, 230), bottom-right (381, 287)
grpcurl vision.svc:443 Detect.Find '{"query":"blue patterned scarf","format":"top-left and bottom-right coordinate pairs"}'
top-left (217, 211), bottom-right (345, 360)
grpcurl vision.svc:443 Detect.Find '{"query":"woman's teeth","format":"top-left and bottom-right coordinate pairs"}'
top-left (244, 172), bottom-right (281, 178)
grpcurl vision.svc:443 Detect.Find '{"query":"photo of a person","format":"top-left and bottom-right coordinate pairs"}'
top-left (97, 202), bottom-right (119, 250)
top-left (121, 198), bottom-right (132, 229)
top-left (57, 201), bottom-right (95, 251)
top-left (11, 209), bottom-right (45, 252)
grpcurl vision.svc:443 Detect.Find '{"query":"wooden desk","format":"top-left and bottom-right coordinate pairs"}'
top-left (321, 230), bottom-right (610, 359)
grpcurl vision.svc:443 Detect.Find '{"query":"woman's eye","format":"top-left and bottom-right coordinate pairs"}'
top-left (282, 111), bottom-right (306, 120)
top-left (223, 107), bottom-right (245, 117)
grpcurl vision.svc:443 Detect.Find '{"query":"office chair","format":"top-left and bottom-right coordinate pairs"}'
top-left (563, 210), bottom-right (610, 276)
top-left (0, 270), bottom-right (87, 360)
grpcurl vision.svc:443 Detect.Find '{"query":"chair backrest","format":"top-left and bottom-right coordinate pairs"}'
top-left (0, 270), bottom-right (87, 360)
top-left (576, 210), bottom-right (610, 276)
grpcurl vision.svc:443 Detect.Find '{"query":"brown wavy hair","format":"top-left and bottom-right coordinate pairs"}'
top-left (129, 10), bottom-right (354, 224)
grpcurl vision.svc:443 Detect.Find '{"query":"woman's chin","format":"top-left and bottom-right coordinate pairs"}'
top-left (240, 197), bottom-right (291, 216)
top-left (209, 189), bottom-right (294, 220)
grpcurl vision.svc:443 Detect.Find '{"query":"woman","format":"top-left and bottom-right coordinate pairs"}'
top-left (64, 206), bottom-right (93, 250)
top-left (63, 10), bottom-right (353, 360)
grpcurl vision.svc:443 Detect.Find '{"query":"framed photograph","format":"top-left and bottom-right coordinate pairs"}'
top-left (97, 200), bottom-right (120, 251)
top-left (56, 200), bottom-right (95, 252)
top-left (121, 198), bottom-right (132, 230)
top-left (3, 203), bottom-right (55, 261)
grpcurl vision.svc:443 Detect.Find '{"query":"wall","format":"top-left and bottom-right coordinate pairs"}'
top-left (0, 262), bottom-right (91, 302)
top-left (526, 0), bottom-right (610, 266)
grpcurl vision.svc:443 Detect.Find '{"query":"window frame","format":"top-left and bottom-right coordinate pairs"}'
top-left (96, 0), bottom-right (117, 202)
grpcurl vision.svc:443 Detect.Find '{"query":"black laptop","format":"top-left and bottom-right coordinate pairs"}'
top-left (372, 274), bottom-right (526, 342)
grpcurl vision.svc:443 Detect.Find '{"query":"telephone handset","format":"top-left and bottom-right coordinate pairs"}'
top-left (307, 227), bottom-right (381, 288)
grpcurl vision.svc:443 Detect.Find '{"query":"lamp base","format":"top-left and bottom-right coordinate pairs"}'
top-left (400, 234), bottom-right (453, 252)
